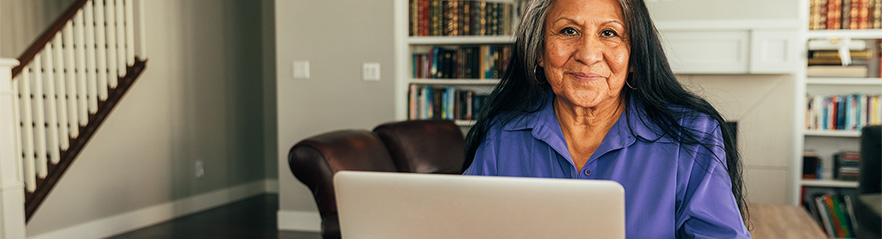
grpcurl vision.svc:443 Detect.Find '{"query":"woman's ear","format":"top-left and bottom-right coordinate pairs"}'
top-left (538, 57), bottom-right (544, 68)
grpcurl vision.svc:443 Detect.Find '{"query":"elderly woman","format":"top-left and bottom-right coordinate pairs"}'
top-left (461, 0), bottom-right (751, 238)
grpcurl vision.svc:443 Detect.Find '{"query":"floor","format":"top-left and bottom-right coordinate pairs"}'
top-left (108, 194), bottom-right (322, 239)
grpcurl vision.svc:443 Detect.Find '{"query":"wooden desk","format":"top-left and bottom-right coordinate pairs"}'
top-left (749, 204), bottom-right (827, 239)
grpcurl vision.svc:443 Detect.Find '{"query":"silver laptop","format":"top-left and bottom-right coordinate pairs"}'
top-left (334, 171), bottom-right (625, 239)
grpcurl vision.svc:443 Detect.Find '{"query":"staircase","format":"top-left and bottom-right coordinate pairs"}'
top-left (0, 0), bottom-right (147, 237)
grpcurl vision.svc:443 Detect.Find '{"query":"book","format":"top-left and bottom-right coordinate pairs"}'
top-left (808, 39), bottom-right (867, 51)
top-left (844, 0), bottom-right (852, 29)
top-left (803, 151), bottom-right (821, 179)
top-left (822, 194), bottom-right (846, 237)
top-left (875, 0), bottom-right (882, 28)
top-left (810, 50), bottom-right (874, 59)
top-left (816, 196), bottom-right (836, 237)
top-left (843, 194), bottom-right (860, 232)
top-left (830, 195), bottom-right (853, 237)
top-left (806, 65), bottom-right (869, 77)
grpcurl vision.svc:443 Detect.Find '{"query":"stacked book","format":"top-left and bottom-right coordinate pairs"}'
top-left (833, 151), bottom-right (861, 181)
top-left (805, 39), bottom-right (875, 78)
top-left (802, 188), bottom-right (859, 238)
top-left (409, 0), bottom-right (514, 36)
top-left (408, 85), bottom-right (489, 121)
top-left (803, 150), bottom-right (823, 180)
top-left (805, 93), bottom-right (882, 131)
top-left (412, 45), bottom-right (512, 79)
top-left (809, 0), bottom-right (882, 30)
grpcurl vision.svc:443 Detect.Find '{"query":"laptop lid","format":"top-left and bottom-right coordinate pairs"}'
top-left (334, 171), bottom-right (625, 239)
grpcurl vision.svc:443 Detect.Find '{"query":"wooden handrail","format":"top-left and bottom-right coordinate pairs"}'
top-left (11, 0), bottom-right (89, 78)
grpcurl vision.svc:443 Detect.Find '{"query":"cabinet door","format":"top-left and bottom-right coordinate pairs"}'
top-left (661, 30), bottom-right (750, 74)
top-left (750, 30), bottom-right (799, 74)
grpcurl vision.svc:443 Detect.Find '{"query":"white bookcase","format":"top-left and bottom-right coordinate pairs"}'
top-left (795, 1), bottom-right (882, 237)
top-left (394, 0), bottom-right (518, 127)
top-left (796, 30), bottom-right (882, 203)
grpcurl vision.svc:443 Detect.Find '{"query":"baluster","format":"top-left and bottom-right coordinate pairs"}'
top-left (115, 0), bottom-right (126, 79)
top-left (125, 0), bottom-right (134, 65)
top-left (74, 11), bottom-right (90, 123)
top-left (134, 0), bottom-right (146, 58)
top-left (94, 0), bottom-right (109, 100)
top-left (19, 69), bottom-right (36, 192)
top-left (52, 34), bottom-right (70, 153)
top-left (31, 55), bottom-right (48, 178)
top-left (84, 3), bottom-right (98, 113)
top-left (11, 76), bottom-right (24, 189)
top-left (42, 45), bottom-right (61, 165)
top-left (63, 20), bottom-right (80, 138)
top-left (105, 0), bottom-right (118, 88)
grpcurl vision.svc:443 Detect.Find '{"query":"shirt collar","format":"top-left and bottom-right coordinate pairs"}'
top-left (501, 91), bottom-right (668, 149)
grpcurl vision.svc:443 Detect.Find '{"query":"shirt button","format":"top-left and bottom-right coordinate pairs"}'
top-left (584, 169), bottom-right (592, 176)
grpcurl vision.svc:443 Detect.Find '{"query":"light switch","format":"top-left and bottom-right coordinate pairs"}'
top-left (293, 61), bottom-right (310, 79)
top-left (363, 62), bottom-right (381, 81)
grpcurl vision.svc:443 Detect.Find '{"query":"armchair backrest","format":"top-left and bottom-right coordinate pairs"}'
top-left (373, 120), bottom-right (465, 174)
top-left (287, 130), bottom-right (397, 239)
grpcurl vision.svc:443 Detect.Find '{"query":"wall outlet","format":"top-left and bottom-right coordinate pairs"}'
top-left (293, 61), bottom-right (310, 79)
top-left (363, 62), bottom-right (380, 81)
top-left (195, 160), bottom-right (204, 178)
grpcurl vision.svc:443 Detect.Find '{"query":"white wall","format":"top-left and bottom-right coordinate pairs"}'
top-left (25, 0), bottom-right (272, 235)
top-left (646, 0), bottom-right (799, 21)
top-left (274, 0), bottom-right (397, 225)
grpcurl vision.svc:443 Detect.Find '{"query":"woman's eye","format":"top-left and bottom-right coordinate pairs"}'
top-left (559, 27), bottom-right (578, 36)
top-left (601, 29), bottom-right (619, 37)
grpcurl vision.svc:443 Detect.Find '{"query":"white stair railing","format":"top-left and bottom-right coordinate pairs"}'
top-left (0, 58), bottom-right (25, 239)
top-left (1, 0), bottom-right (147, 226)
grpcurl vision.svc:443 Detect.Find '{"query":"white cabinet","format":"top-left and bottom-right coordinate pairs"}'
top-left (750, 30), bottom-right (801, 73)
top-left (662, 30), bottom-right (751, 74)
top-left (657, 20), bottom-right (801, 74)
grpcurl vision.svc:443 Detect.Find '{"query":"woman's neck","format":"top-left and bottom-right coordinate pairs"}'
top-left (553, 96), bottom-right (626, 172)
top-left (553, 96), bottom-right (625, 133)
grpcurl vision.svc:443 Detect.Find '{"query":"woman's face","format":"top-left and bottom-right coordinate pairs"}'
top-left (540, 0), bottom-right (630, 109)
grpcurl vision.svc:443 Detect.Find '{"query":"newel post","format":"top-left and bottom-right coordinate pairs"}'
top-left (0, 58), bottom-right (25, 239)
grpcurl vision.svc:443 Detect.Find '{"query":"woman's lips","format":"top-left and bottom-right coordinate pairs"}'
top-left (568, 72), bottom-right (603, 81)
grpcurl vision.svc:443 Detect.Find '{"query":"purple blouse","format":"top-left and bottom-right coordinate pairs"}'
top-left (463, 94), bottom-right (750, 239)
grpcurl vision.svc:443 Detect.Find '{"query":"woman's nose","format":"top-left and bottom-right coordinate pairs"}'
top-left (574, 36), bottom-right (603, 65)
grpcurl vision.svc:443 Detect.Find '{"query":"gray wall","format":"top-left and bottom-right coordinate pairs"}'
top-left (275, 0), bottom-right (397, 214)
top-left (262, 0), bottom-right (278, 181)
top-left (25, 0), bottom-right (272, 235)
top-left (0, 0), bottom-right (75, 58)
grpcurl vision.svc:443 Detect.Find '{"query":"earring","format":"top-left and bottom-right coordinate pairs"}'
top-left (533, 66), bottom-right (546, 84)
top-left (625, 80), bottom-right (636, 90)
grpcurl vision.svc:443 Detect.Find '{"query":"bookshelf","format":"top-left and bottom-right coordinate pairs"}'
top-left (798, 0), bottom-right (882, 237)
top-left (801, 179), bottom-right (860, 188)
top-left (394, 0), bottom-right (519, 124)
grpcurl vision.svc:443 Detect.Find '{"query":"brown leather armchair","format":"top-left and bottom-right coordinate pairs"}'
top-left (287, 120), bottom-right (465, 239)
top-left (373, 119), bottom-right (465, 174)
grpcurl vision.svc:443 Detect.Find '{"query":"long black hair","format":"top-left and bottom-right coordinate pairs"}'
top-left (462, 0), bottom-right (749, 222)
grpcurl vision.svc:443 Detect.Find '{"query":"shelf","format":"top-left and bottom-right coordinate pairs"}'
top-left (454, 120), bottom-right (476, 127)
top-left (407, 36), bottom-right (515, 45)
top-left (806, 78), bottom-right (882, 85)
top-left (800, 179), bottom-right (859, 188)
top-left (804, 130), bottom-right (862, 137)
top-left (409, 79), bottom-right (501, 85)
top-left (807, 29), bottom-right (882, 39)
